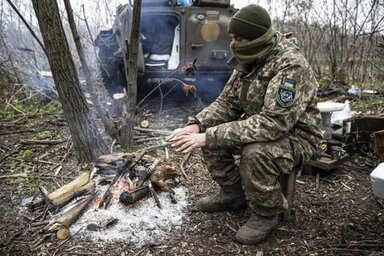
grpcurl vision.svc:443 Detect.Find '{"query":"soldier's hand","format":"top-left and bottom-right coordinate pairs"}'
top-left (166, 124), bottom-right (200, 142)
top-left (170, 133), bottom-right (206, 153)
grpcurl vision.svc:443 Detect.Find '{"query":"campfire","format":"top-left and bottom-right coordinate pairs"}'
top-left (27, 150), bottom-right (189, 245)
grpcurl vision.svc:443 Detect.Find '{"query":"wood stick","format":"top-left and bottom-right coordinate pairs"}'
top-left (148, 183), bottom-right (162, 209)
top-left (30, 221), bottom-right (49, 227)
top-left (0, 129), bottom-right (36, 135)
top-left (99, 152), bottom-right (145, 209)
top-left (34, 160), bottom-right (60, 165)
top-left (142, 142), bottom-right (172, 152)
top-left (179, 152), bottom-right (191, 179)
top-left (134, 127), bottom-right (172, 136)
top-left (135, 136), bottom-right (164, 143)
top-left (0, 173), bottom-right (75, 180)
top-left (20, 139), bottom-right (66, 145)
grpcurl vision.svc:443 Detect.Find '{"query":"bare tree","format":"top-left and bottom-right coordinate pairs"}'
top-left (63, 0), bottom-right (117, 140)
top-left (32, 0), bottom-right (107, 162)
top-left (119, 0), bottom-right (142, 149)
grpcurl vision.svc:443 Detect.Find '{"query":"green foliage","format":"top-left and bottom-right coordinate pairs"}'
top-left (34, 130), bottom-right (54, 140)
top-left (0, 101), bottom-right (61, 120)
top-left (16, 149), bottom-right (33, 160)
top-left (350, 98), bottom-right (384, 113)
top-left (354, 81), bottom-right (384, 90)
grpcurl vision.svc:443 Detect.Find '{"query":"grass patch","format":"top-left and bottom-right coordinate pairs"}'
top-left (350, 98), bottom-right (384, 113)
top-left (354, 81), bottom-right (384, 90)
top-left (33, 130), bottom-right (58, 140)
top-left (0, 101), bottom-right (62, 120)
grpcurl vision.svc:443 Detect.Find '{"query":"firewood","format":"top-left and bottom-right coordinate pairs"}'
top-left (140, 119), bottom-right (150, 128)
top-left (47, 167), bottom-right (93, 207)
top-left (57, 226), bottom-right (70, 240)
top-left (148, 183), bottom-right (162, 209)
top-left (119, 187), bottom-right (150, 205)
top-left (42, 193), bottom-right (94, 234)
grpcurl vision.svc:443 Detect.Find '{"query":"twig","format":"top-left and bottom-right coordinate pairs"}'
top-left (225, 223), bottom-right (237, 233)
top-left (34, 159), bottom-right (60, 165)
top-left (184, 159), bottom-right (198, 173)
top-left (340, 182), bottom-right (352, 191)
top-left (30, 221), bottom-right (49, 227)
top-left (0, 173), bottom-right (75, 180)
top-left (20, 139), bottom-right (66, 145)
top-left (110, 139), bottom-right (116, 153)
top-left (135, 136), bottom-right (164, 143)
top-left (148, 182), bottom-right (162, 209)
top-left (180, 152), bottom-right (191, 179)
top-left (142, 142), bottom-right (172, 152)
top-left (54, 166), bottom-right (63, 176)
top-left (0, 129), bottom-right (36, 135)
top-left (134, 127), bottom-right (172, 136)
top-left (161, 139), bottom-right (169, 161)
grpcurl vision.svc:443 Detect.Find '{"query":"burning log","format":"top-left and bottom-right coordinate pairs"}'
top-left (120, 159), bottom-right (161, 205)
top-left (98, 151), bottom-right (145, 209)
top-left (119, 186), bottom-right (150, 205)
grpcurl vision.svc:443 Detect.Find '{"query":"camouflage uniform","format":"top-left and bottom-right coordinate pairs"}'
top-left (190, 34), bottom-right (323, 216)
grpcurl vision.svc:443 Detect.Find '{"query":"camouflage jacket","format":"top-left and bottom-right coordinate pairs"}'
top-left (192, 33), bottom-right (323, 162)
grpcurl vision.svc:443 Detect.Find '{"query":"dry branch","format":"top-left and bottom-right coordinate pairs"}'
top-left (180, 152), bottom-right (191, 179)
top-left (42, 195), bottom-right (94, 234)
top-left (20, 139), bottom-right (66, 145)
top-left (134, 127), bottom-right (172, 136)
top-left (0, 173), bottom-right (74, 180)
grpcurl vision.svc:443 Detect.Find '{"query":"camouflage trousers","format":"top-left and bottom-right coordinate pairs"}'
top-left (202, 137), bottom-right (300, 216)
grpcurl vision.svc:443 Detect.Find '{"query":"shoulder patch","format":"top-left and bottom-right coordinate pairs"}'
top-left (277, 76), bottom-right (296, 107)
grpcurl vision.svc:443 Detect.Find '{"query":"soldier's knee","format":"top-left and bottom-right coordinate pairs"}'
top-left (241, 142), bottom-right (271, 161)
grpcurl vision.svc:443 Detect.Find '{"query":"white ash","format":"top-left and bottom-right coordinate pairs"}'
top-left (70, 186), bottom-right (189, 247)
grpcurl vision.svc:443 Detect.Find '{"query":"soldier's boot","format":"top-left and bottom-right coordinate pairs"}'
top-left (195, 181), bottom-right (246, 212)
top-left (235, 213), bottom-right (278, 245)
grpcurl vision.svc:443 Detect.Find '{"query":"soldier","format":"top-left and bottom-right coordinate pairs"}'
top-left (166, 4), bottom-right (323, 245)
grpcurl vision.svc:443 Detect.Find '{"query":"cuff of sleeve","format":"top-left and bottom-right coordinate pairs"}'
top-left (187, 116), bottom-right (204, 132)
top-left (205, 127), bottom-right (219, 150)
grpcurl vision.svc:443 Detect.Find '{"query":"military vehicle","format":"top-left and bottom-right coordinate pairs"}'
top-left (95, 0), bottom-right (237, 104)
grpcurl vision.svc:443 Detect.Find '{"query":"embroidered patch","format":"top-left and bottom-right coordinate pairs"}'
top-left (277, 77), bottom-right (296, 107)
top-left (281, 77), bottom-right (296, 88)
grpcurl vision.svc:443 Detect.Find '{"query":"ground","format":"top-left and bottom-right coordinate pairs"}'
top-left (0, 96), bottom-right (383, 256)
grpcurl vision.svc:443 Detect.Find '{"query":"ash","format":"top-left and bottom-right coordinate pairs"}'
top-left (70, 186), bottom-right (189, 246)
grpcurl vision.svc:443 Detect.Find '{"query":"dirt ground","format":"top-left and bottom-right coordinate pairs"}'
top-left (0, 97), bottom-right (384, 256)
